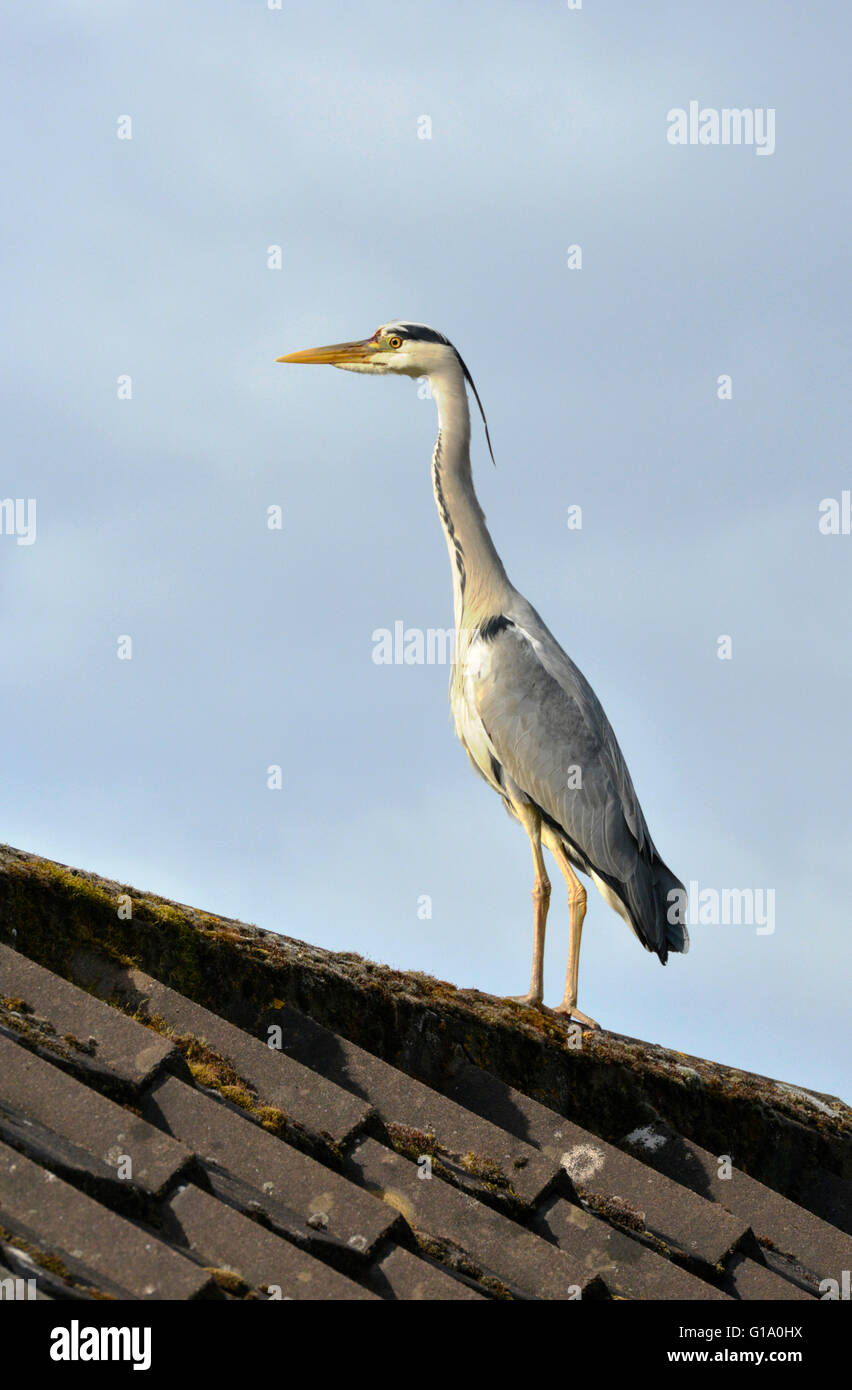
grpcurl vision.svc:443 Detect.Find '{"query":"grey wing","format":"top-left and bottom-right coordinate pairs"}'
top-left (474, 609), bottom-right (685, 956)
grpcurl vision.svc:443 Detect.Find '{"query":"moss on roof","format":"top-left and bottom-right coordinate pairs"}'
top-left (1, 842), bottom-right (849, 1210)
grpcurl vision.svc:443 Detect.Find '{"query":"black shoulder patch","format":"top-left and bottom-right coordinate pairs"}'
top-left (480, 615), bottom-right (513, 641)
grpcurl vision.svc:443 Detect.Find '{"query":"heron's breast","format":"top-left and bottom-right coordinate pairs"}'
top-left (450, 636), bottom-right (502, 792)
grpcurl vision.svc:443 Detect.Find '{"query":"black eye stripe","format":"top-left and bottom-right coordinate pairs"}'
top-left (382, 322), bottom-right (450, 345)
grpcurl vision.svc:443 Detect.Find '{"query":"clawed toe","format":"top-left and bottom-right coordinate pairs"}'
top-left (506, 994), bottom-right (598, 1029)
top-left (553, 1003), bottom-right (599, 1029)
top-left (507, 992), bottom-right (548, 1011)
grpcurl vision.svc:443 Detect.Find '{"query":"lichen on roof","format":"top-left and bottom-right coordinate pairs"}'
top-left (0, 842), bottom-right (849, 1210)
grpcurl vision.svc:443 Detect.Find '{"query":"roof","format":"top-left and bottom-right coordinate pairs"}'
top-left (0, 842), bottom-right (849, 1301)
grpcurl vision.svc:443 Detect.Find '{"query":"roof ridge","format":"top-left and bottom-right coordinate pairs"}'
top-left (1, 843), bottom-right (849, 1302)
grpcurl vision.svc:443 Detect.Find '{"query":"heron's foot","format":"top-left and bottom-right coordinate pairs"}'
top-left (506, 993), bottom-right (599, 1029)
top-left (507, 991), bottom-right (546, 1010)
top-left (552, 1001), bottom-right (600, 1030)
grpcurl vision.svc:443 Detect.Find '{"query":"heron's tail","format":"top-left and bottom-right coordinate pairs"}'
top-left (591, 853), bottom-right (689, 963)
top-left (651, 861), bottom-right (689, 963)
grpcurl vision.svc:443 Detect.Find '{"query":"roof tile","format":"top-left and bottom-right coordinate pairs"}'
top-left (0, 945), bottom-right (175, 1095)
top-left (533, 1193), bottom-right (731, 1300)
top-left (165, 1183), bottom-right (377, 1299)
top-left (126, 969), bottom-right (373, 1153)
top-left (347, 1136), bottom-right (604, 1300)
top-left (723, 1251), bottom-right (816, 1301)
top-left (444, 1061), bottom-right (755, 1270)
top-left (620, 1120), bottom-right (852, 1287)
top-left (0, 1140), bottom-right (212, 1300)
top-left (261, 1002), bottom-right (559, 1209)
top-left (370, 1244), bottom-right (486, 1300)
top-left (0, 1032), bottom-right (194, 1205)
top-left (143, 1074), bottom-right (398, 1261)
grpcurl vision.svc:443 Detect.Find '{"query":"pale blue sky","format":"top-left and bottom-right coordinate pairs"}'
top-left (2, 1), bottom-right (849, 1101)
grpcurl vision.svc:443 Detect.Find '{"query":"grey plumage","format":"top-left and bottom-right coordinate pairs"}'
top-left (472, 603), bottom-right (688, 962)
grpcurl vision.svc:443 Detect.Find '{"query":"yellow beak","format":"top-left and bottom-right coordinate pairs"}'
top-left (275, 338), bottom-right (377, 366)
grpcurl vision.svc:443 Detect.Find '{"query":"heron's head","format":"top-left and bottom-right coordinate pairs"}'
top-left (275, 321), bottom-right (465, 378)
top-left (276, 321), bottom-right (495, 462)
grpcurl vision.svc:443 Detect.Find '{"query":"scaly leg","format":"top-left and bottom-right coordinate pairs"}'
top-left (508, 803), bottom-right (550, 1008)
top-left (546, 834), bottom-right (599, 1029)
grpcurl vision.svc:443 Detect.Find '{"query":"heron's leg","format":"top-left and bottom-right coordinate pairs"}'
top-left (508, 804), bottom-right (550, 1008)
top-left (547, 837), bottom-right (599, 1029)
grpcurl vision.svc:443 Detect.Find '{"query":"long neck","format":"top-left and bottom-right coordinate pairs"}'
top-left (430, 363), bottom-right (511, 629)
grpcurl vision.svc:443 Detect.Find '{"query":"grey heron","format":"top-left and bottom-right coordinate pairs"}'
top-left (277, 322), bottom-right (688, 1027)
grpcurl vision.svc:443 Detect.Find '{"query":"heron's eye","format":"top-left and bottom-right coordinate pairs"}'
top-left (387, 335), bottom-right (402, 349)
